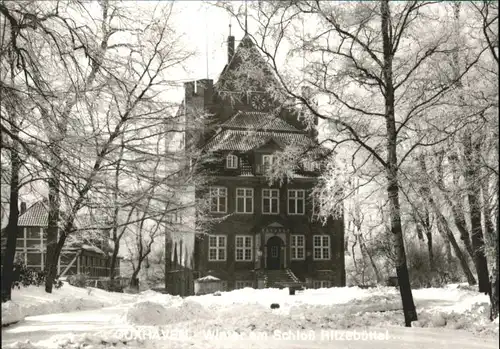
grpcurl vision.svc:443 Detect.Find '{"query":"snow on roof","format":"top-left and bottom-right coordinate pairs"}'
top-left (205, 129), bottom-right (314, 152)
top-left (81, 244), bottom-right (106, 255)
top-left (196, 275), bottom-right (221, 283)
top-left (221, 111), bottom-right (303, 133)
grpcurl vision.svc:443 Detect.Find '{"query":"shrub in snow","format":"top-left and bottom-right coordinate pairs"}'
top-left (270, 303), bottom-right (280, 309)
top-left (67, 274), bottom-right (88, 288)
top-left (11, 261), bottom-right (62, 290)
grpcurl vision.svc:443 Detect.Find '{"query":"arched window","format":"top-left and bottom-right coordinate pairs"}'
top-left (226, 154), bottom-right (238, 169)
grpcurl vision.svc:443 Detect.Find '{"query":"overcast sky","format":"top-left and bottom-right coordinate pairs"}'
top-left (164, 1), bottom-right (251, 100)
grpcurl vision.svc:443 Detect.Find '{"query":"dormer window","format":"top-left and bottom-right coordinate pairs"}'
top-left (262, 155), bottom-right (276, 167)
top-left (226, 154), bottom-right (238, 169)
top-left (303, 161), bottom-right (316, 172)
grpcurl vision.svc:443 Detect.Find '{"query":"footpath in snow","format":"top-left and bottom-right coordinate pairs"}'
top-left (2, 283), bottom-right (499, 349)
top-left (1, 283), bottom-right (138, 326)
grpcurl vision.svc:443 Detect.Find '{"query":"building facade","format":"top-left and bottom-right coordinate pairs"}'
top-left (169, 33), bottom-right (345, 292)
top-left (1, 200), bottom-right (120, 278)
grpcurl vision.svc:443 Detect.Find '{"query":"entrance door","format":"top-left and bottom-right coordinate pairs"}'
top-left (266, 236), bottom-right (282, 270)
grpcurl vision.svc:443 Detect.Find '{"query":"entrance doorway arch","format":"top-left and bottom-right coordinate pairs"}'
top-left (266, 236), bottom-right (284, 270)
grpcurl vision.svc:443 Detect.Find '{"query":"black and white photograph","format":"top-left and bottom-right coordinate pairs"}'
top-left (0, 0), bottom-right (498, 348)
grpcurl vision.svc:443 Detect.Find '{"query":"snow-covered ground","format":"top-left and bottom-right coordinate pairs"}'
top-left (2, 284), bottom-right (498, 349)
top-left (1, 283), bottom-right (138, 326)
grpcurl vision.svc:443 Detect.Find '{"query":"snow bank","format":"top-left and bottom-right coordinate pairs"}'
top-left (1, 301), bottom-right (24, 326)
top-left (3, 284), bottom-right (499, 349)
top-left (119, 299), bottom-right (211, 326)
top-left (123, 301), bottom-right (170, 326)
top-left (2, 283), bottom-right (138, 326)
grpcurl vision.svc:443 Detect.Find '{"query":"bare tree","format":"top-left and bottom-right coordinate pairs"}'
top-left (0, 1), bottom-right (195, 293)
top-left (216, 0), bottom-right (492, 326)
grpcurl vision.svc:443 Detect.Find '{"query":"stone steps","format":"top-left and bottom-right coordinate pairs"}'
top-left (265, 269), bottom-right (301, 288)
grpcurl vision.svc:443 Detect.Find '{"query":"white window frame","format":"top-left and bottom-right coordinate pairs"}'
top-left (226, 154), bottom-right (238, 169)
top-left (209, 187), bottom-right (227, 213)
top-left (208, 235), bottom-right (227, 261)
top-left (236, 188), bottom-right (254, 214)
top-left (262, 155), bottom-right (276, 169)
top-left (262, 189), bottom-right (279, 214)
top-left (290, 235), bottom-right (305, 260)
top-left (313, 235), bottom-right (330, 260)
top-left (235, 235), bottom-right (253, 261)
top-left (288, 190), bottom-right (305, 215)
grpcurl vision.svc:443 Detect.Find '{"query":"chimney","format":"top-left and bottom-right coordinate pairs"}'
top-left (228, 35), bottom-right (235, 63)
top-left (20, 202), bottom-right (26, 215)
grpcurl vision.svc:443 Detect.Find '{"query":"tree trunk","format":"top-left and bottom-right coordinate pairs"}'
top-left (487, 178), bottom-right (499, 320)
top-left (360, 236), bottom-right (381, 283)
top-left (463, 136), bottom-right (491, 294)
top-left (44, 169), bottom-right (61, 293)
top-left (433, 207), bottom-right (476, 285)
top-left (381, 0), bottom-right (417, 327)
top-left (109, 240), bottom-right (120, 280)
top-left (419, 155), bottom-right (476, 285)
top-left (422, 211), bottom-right (435, 272)
top-left (481, 172), bottom-right (496, 254)
top-left (426, 227), bottom-right (434, 272)
top-left (129, 265), bottom-right (141, 289)
top-left (165, 236), bottom-right (172, 291)
top-left (1, 135), bottom-right (21, 302)
top-left (447, 154), bottom-right (474, 259)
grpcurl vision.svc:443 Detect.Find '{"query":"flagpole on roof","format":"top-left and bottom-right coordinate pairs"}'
top-left (205, 3), bottom-right (209, 79)
top-left (244, 0), bottom-right (248, 35)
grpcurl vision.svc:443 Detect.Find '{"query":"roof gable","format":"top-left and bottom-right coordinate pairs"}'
top-left (18, 201), bottom-right (48, 227)
top-left (216, 34), bottom-right (281, 97)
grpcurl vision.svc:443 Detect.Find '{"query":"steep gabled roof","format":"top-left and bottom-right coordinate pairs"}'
top-left (221, 111), bottom-right (304, 133)
top-left (216, 34), bottom-right (281, 94)
top-left (18, 201), bottom-right (48, 227)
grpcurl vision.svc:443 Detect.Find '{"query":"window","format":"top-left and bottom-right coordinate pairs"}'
top-left (235, 235), bottom-right (253, 261)
top-left (262, 189), bottom-right (279, 214)
top-left (236, 188), bottom-right (253, 214)
top-left (313, 280), bottom-right (331, 289)
top-left (26, 227), bottom-right (41, 239)
top-left (288, 190), bottom-right (305, 215)
top-left (271, 245), bottom-right (279, 258)
top-left (235, 280), bottom-right (254, 289)
top-left (208, 235), bottom-right (226, 261)
top-left (226, 154), bottom-right (238, 169)
top-left (210, 187), bottom-right (227, 213)
top-left (291, 235), bottom-right (305, 260)
top-left (26, 252), bottom-right (42, 267)
top-left (313, 235), bottom-right (330, 260)
top-left (262, 155), bottom-right (276, 169)
top-left (25, 239), bottom-right (42, 249)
